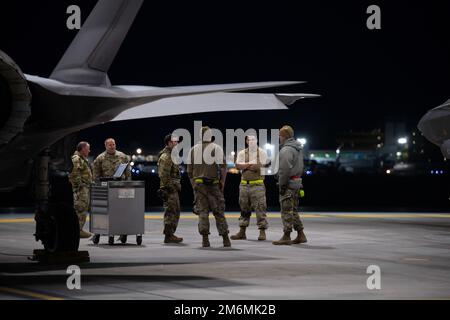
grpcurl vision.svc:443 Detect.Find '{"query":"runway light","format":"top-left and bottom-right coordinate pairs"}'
top-left (297, 138), bottom-right (307, 146)
top-left (430, 170), bottom-right (434, 175)
top-left (386, 169), bottom-right (391, 174)
top-left (136, 148), bottom-right (142, 154)
top-left (397, 137), bottom-right (407, 145)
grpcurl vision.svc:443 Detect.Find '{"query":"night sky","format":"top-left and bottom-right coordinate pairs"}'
top-left (1, 0), bottom-right (450, 155)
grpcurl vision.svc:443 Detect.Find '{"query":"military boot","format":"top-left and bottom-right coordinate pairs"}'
top-left (230, 227), bottom-right (246, 240)
top-left (202, 234), bottom-right (210, 247)
top-left (272, 232), bottom-right (292, 245)
top-left (292, 230), bottom-right (307, 244)
top-left (164, 234), bottom-right (183, 243)
top-left (258, 229), bottom-right (266, 241)
top-left (80, 229), bottom-right (92, 239)
top-left (223, 234), bottom-right (231, 247)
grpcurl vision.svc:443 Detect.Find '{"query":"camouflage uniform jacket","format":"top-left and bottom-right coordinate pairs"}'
top-left (93, 150), bottom-right (131, 180)
top-left (69, 151), bottom-right (93, 189)
top-left (157, 146), bottom-right (181, 192)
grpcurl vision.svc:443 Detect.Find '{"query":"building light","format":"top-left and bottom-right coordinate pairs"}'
top-left (297, 138), bottom-right (307, 146)
top-left (136, 148), bottom-right (142, 154)
top-left (386, 169), bottom-right (391, 174)
top-left (397, 137), bottom-right (407, 144)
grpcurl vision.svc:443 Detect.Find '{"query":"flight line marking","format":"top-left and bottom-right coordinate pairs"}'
top-left (0, 213), bottom-right (450, 223)
top-left (0, 286), bottom-right (64, 300)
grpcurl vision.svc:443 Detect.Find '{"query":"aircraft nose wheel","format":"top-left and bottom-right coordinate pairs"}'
top-left (108, 236), bottom-right (114, 245)
top-left (136, 235), bottom-right (142, 245)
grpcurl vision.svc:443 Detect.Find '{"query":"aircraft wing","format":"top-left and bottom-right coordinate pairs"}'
top-left (112, 92), bottom-right (319, 121)
top-left (26, 75), bottom-right (303, 99)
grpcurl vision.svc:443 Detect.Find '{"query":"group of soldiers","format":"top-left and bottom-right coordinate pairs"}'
top-left (68, 125), bottom-right (308, 247)
top-left (69, 138), bottom-right (130, 239)
top-left (157, 125), bottom-right (307, 247)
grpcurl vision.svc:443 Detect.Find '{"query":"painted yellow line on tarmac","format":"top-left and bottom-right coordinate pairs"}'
top-left (145, 213), bottom-right (324, 220)
top-left (0, 286), bottom-right (64, 300)
top-left (1, 213), bottom-right (450, 224)
top-left (321, 214), bottom-right (450, 218)
top-left (0, 218), bottom-right (35, 223)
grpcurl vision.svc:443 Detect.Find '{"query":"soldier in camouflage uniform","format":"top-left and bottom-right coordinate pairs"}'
top-left (157, 134), bottom-right (183, 243)
top-left (92, 138), bottom-right (131, 242)
top-left (68, 141), bottom-right (93, 238)
top-left (231, 135), bottom-right (269, 241)
top-left (273, 125), bottom-right (307, 245)
top-left (93, 138), bottom-right (131, 180)
top-left (187, 126), bottom-right (231, 248)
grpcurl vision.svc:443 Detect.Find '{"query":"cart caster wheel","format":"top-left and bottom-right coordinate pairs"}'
top-left (92, 234), bottom-right (100, 245)
top-left (108, 236), bottom-right (114, 245)
top-left (119, 235), bottom-right (127, 244)
top-left (136, 235), bottom-right (142, 245)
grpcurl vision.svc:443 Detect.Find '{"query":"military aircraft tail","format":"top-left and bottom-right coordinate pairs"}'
top-left (50, 0), bottom-right (144, 86)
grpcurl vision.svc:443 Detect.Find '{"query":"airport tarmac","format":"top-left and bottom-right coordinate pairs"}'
top-left (0, 212), bottom-right (449, 300)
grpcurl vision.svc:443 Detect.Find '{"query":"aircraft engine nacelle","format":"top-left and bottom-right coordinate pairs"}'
top-left (441, 139), bottom-right (450, 159)
top-left (0, 50), bottom-right (31, 146)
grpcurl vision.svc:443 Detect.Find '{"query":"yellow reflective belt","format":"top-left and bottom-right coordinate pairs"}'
top-left (195, 178), bottom-right (220, 184)
top-left (241, 179), bottom-right (264, 185)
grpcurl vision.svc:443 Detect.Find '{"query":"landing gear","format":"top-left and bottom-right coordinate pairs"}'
top-left (33, 149), bottom-right (89, 263)
top-left (108, 236), bottom-right (115, 245)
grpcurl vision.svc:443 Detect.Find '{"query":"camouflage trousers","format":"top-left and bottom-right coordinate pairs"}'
top-left (279, 188), bottom-right (304, 233)
top-left (163, 191), bottom-right (180, 235)
top-left (238, 184), bottom-right (268, 229)
top-left (73, 185), bottom-right (90, 230)
top-left (194, 183), bottom-right (229, 236)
